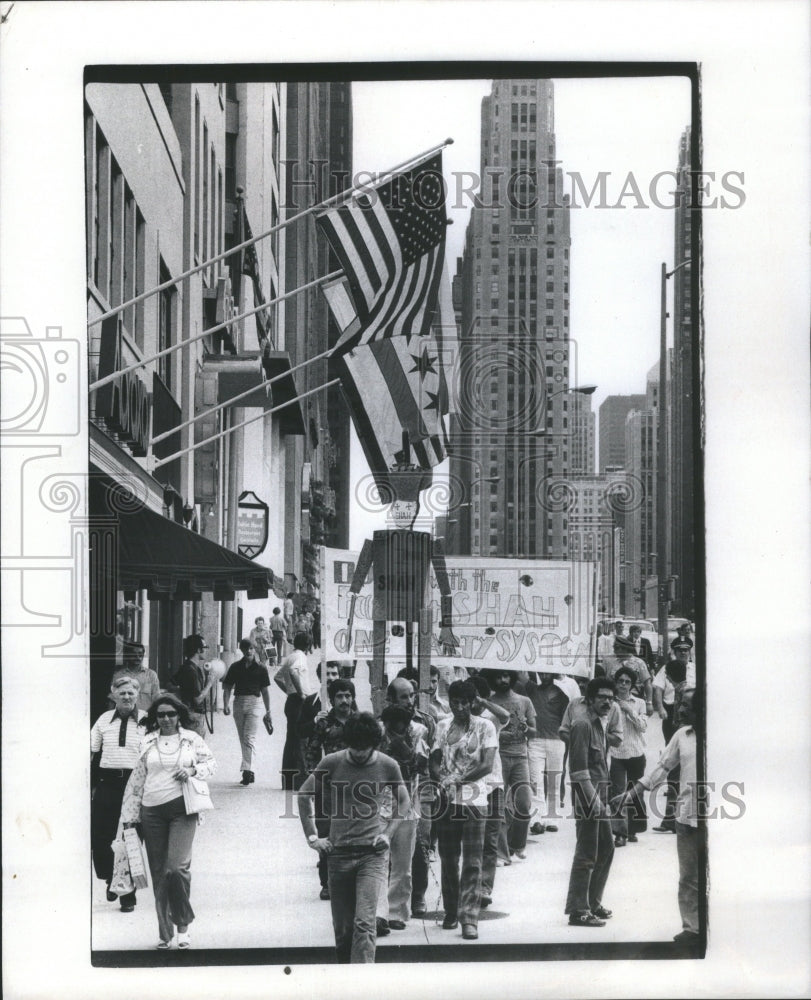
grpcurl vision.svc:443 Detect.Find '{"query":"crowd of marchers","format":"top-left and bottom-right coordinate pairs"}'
top-left (90, 617), bottom-right (701, 958)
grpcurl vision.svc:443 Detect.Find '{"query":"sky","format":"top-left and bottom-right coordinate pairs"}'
top-left (348, 75), bottom-right (692, 548)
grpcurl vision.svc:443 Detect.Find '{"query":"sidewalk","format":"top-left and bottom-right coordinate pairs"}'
top-left (92, 660), bottom-right (682, 955)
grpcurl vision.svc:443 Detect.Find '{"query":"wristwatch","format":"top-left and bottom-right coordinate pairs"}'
top-left (308, 834), bottom-right (319, 845)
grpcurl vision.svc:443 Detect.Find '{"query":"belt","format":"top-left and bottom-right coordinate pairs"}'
top-left (99, 768), bottom-right (133, 780)
top-left (330, 844), bottom-right (382, 856)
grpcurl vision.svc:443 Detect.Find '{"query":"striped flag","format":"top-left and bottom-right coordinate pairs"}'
top-left (316, 152), bottom-right (447, 357)
top-left (323, 275), bottom-right (451, 485)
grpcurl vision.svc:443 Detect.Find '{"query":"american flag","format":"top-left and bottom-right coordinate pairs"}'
top-left (317, 152), bottom-right (447, 357)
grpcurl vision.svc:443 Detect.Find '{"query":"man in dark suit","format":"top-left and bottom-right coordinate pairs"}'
top-left (624, 624), bottom-right (656, 674)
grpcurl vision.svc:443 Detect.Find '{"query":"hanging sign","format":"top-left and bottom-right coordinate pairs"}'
top-left (237, 490), bottom-right (269, 558)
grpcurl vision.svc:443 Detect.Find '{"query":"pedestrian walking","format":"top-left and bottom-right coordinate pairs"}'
top-left (275, 632), bottom-right (320, 790)
top-left (222, 638), bottom-right (273, 786)
top-left (120, 693), bottom-right (216, 950)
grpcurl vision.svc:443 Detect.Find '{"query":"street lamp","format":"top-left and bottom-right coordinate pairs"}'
top-left (657, 258), bottom-right (691, 659)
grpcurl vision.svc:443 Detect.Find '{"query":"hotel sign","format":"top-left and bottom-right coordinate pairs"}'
top-left (237, 490), bottom-right (269, 558)
top-left (95, 316), bottom-right (151, 457)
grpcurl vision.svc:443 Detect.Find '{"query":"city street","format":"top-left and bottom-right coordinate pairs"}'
top-left (92, 657), bottom-right (684, 961)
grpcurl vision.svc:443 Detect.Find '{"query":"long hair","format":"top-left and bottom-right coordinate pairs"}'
top-left (143, 692), bottom-right (192, 733)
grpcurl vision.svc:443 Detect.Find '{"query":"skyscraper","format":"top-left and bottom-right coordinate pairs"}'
top-left (570, 391), bottom-right (596, 475)
top-left (449, 79), bottom-right (573, 558)
top-left (598, 394), bottom-right (645, 473)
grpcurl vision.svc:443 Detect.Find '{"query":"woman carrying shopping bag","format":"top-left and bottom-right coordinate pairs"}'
top-left (120, 693), bottom-right (216, 949)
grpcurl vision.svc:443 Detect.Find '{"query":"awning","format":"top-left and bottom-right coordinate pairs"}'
top-left (116, 502), bottom-right (273, 601)
top-left (209, 351), bottom-right (306, 436)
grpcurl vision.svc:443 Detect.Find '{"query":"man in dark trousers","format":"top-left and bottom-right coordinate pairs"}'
top-left (173, 634), bottom-right (216, 738)
top-left (564, 676), bottom-right (617, 927)
top-left (222, 638), bottom-right (273, 786)
top-left (297, 713), bottom-right (409, 963)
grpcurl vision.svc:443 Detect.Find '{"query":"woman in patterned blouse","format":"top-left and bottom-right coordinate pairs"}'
top-left (120, 693), bottom-right (216, 949)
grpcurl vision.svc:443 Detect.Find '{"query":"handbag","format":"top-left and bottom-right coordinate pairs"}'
top-left (122, 827), bottom-right (149, 889)
top-left (109, 837), bottom-right (135, 896)
top-left (182, 774), bottom-right (214, 814)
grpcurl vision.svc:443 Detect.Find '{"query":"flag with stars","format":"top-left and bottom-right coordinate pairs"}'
top-left (316, 152), bottom-right (447, 357)
top-left (323, 275), bottom-right (450, 484)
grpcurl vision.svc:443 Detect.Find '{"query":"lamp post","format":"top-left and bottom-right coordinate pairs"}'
top-left (657, 259), bottom-right (691, 660)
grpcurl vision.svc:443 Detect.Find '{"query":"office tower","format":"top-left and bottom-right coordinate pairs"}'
top-left (570, 391), bottom-right (596, 475)
top-left (449, 79), bottom-right (572, 558)
top-left (670, 127), bottom-right (695, 617)
top-left (598, 394), bottom-right (645, 473)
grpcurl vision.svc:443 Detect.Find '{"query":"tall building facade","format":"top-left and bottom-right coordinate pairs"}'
top-left (570, 392), bottom-right (596, 475)
top-left (598, 394), bottom-right (645, 473)
top-left (670, 127), bottom-right (695, 617)
top-left (449, 79), bottom-right (573, 558)
top-left (284, 82), bottom-right (353, 592)
top-left (567, 471), bottom-right (624, 616)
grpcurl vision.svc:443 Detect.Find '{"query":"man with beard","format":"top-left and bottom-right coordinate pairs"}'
top-left (481, 670), bottom-right (536, 861)
top-left (375, 702), bottom-right (429, 933)
top-left (297, 713), bottom-right (408, 963)
top-left (564, 677), bottom-right (617, 927)
top-left (431, 680), bottom-right (498, 940)
top-left (303, 678), bottom-right (359, 900)
top-left (382, 676), bottom-right (433, 923)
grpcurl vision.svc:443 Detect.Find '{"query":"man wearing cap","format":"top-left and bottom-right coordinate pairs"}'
top-left (173, 634), bottom-right (217, 738)
top-left (222, 638), bottom-right (273, 786)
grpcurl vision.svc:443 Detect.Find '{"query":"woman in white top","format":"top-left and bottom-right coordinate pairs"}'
top-left (609, 665), bottom-right (648, 847)
top-left (120, 693), bottom-right (216, 949)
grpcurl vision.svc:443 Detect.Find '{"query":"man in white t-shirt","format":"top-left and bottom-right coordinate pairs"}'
top-left (430, 679), bottom-right (497, 941)
top-left (274, 632), bottom-right (320, 790)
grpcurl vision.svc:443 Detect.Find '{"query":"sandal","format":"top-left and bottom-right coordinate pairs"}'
top-left (177, 931), bottom-right (191, 949)
top-left (156, 940), bottom-right (172, 950)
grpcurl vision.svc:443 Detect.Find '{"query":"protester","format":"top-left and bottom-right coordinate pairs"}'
top-left (525, 672), bottom-right (569, 835)
top-left (302, 678), bottom-right (359, 900)
top-left (564, 677), bottom-right (616, 928)
top-left (90, 675), bottom-right (146, 912)
top-left (120, 693), bottom-right (216, 949)
top-left (609, 665), bottom-right (648, 846)
top-left (612, 687), bottom-right (703, 946)
top-left (297, 712), bottom-right (409, 963)
top-left (431, 679), bottom-right (497, 940)
top-left (222, 638), bottom-right (273, 786)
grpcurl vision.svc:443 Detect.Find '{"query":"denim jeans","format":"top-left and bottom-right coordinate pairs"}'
top-left (564, 815), bottom-right (615, 915)
top-left (481, 787), bottom-right (504, 897)
top-left (328, 851), bottom-right (388, 963)
top-left (232, 695), bottom-right (260, 772)
top-left (437, 803), bottom-right (485, 927)
top-left (376, 818), bottom-right (417, 923)
top-left (499, 752), bottom-right (532, 851)
top-left (609, 755), bottom-right (647, 837)
top-left (676, 822), bottom-right (703, 933)
top-left (141, 796), bottom-right (198, 943)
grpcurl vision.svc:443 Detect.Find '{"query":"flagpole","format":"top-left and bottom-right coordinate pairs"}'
top-left (150, 345), bottom-right (334, 446)
top-left (151, 378), bottom-right (341, 471)
top-left (88, 138), bottom-right (454, 330)
top-left (89, 269), bottom-right (342, 392)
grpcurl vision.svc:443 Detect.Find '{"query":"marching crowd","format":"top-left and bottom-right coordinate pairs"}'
top-left (91, 613), bottom-right (702, 959)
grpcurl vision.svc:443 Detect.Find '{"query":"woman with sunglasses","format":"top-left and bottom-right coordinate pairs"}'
top-left (120, 693), bottom-right (216, 949)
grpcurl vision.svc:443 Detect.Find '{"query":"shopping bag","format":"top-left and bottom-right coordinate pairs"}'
top-left (109, 838), bottom-right (134, 896)
top-left (182, 775), bottom-right (214, 814)
top-left (122, 827), bottom-right (149, 889)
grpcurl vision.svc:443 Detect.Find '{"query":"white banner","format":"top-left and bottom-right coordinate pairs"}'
top-left (322, 547), bottom-right (597, 677)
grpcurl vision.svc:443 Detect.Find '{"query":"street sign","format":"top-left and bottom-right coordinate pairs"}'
top-left (236, 490), bottom-right (269, 558)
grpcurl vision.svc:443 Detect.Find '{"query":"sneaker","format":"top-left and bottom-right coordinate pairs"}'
top-left (568, 911), bottom-right (606, 928)
top-left (319, 885), bottom-right (330, 900)
top-left (530, 822), bottom-right (545, 835)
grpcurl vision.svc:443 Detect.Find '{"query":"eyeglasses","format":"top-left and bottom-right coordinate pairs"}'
top-left (156, 710), bottom-right (178, 718)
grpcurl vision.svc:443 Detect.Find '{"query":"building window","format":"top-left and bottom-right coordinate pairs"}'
top-left (158, 260), bottom-right (175, 391)
top-left (547, 248), bottom-right (554, 259)
top-left (194, 97), bottom-right (201, 260)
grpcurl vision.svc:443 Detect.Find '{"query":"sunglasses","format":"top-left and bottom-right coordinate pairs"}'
top-left (156, 710), bottom-right (178, 718)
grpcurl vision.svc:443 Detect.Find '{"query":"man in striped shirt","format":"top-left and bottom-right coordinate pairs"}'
top-left (90, 675), bottom-right (146, 911)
